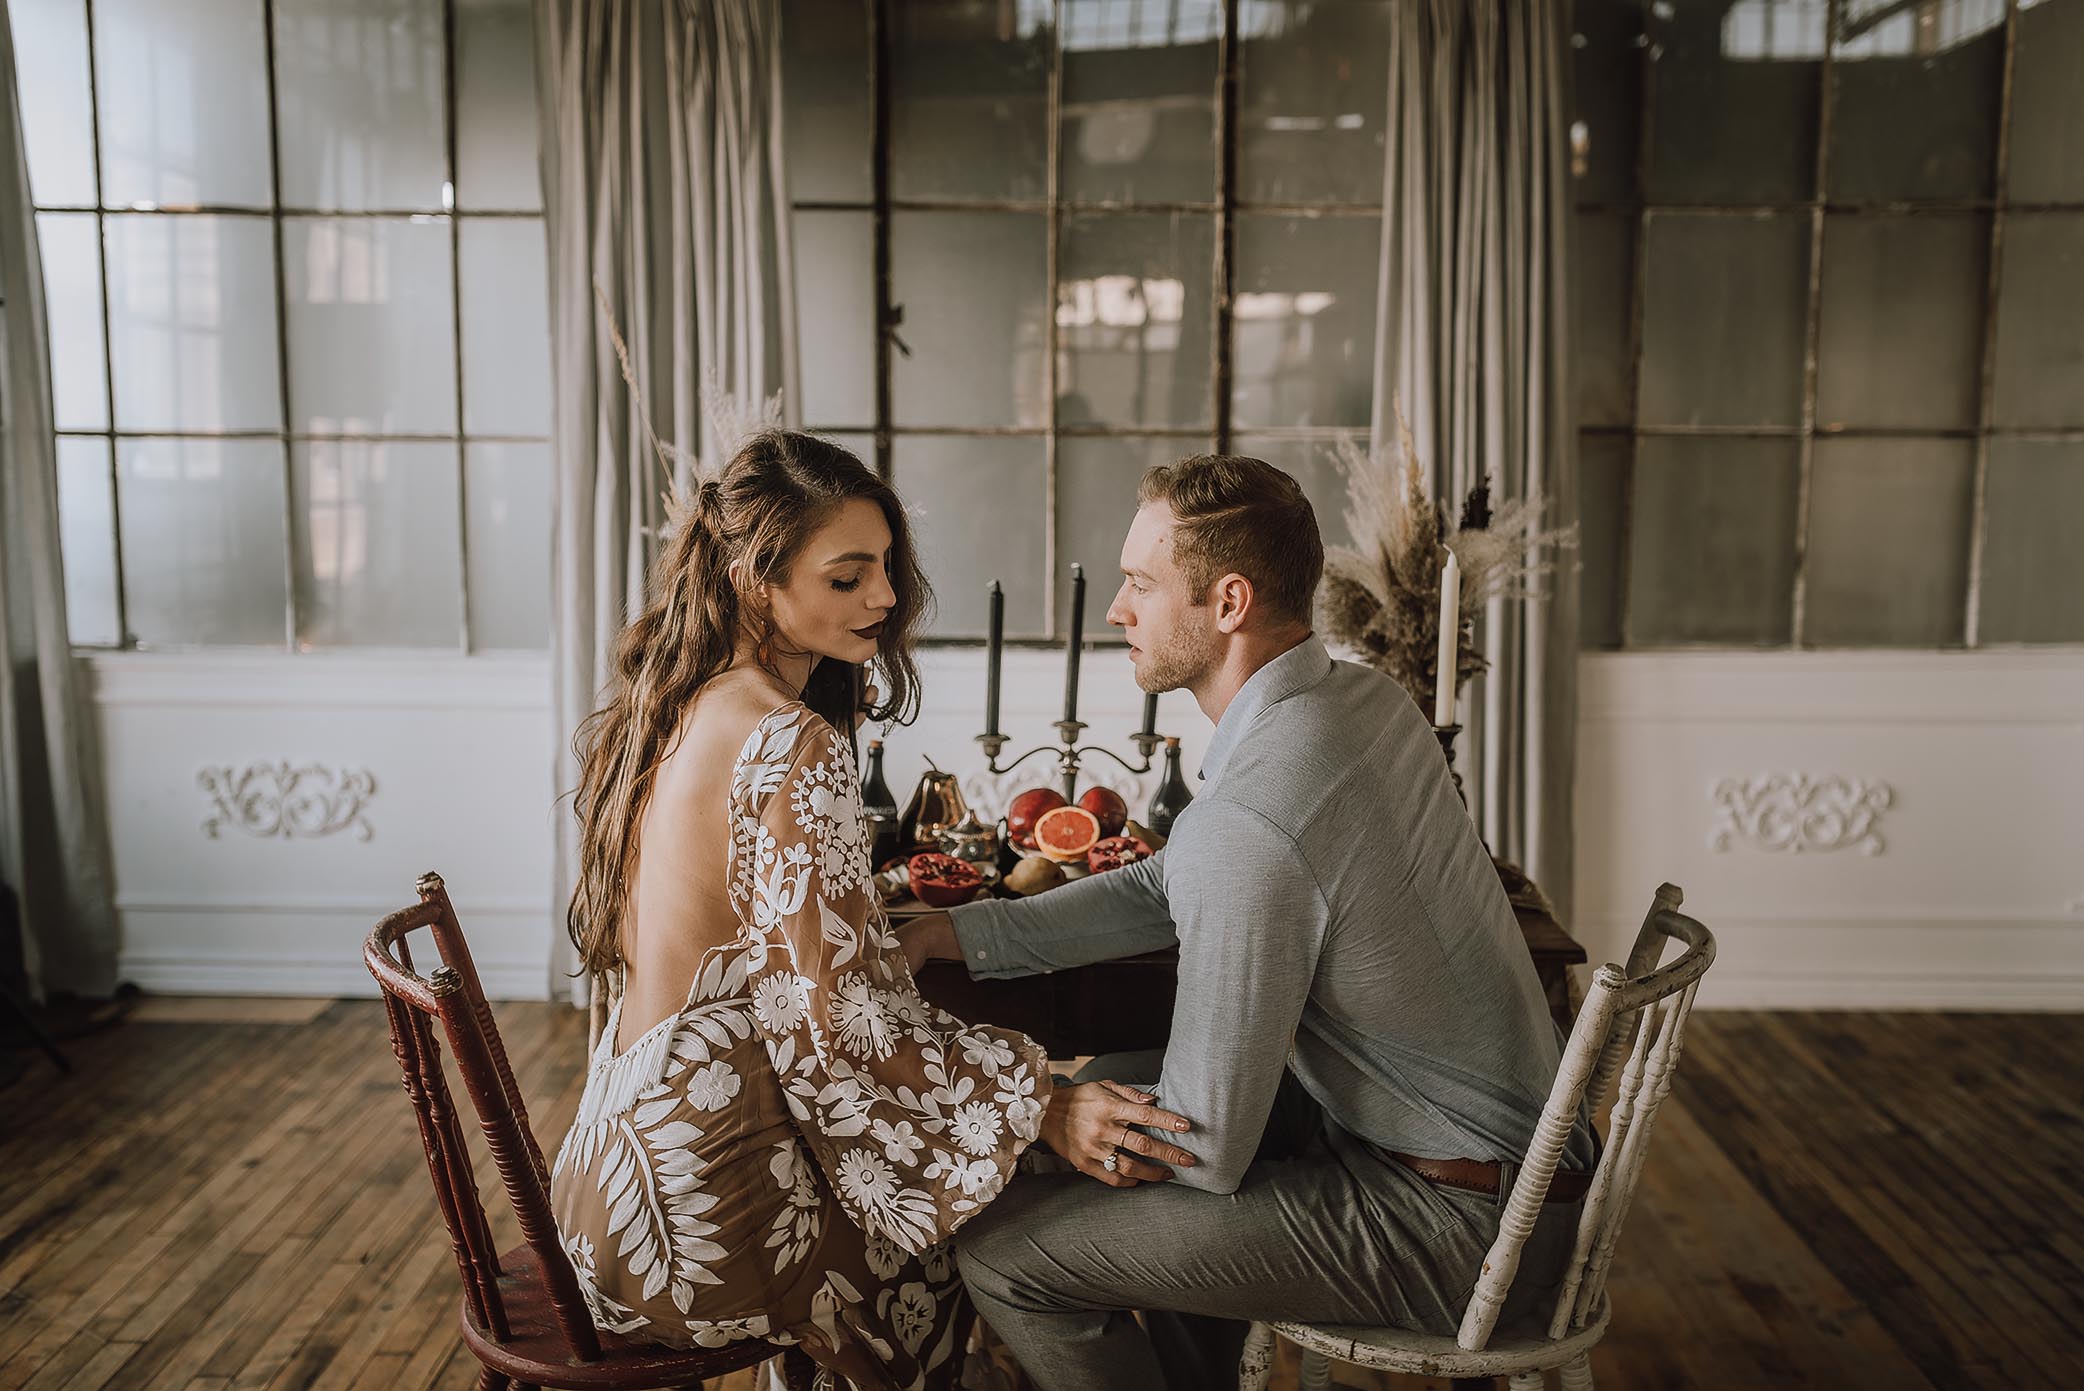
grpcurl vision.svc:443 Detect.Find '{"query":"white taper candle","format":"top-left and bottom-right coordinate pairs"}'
top-left (1433, 550), bottom-right (1460, 727)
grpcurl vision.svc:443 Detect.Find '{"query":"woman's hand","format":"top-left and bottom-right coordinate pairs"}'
top-left (1039, 1080), bottom-right (1197, 1187)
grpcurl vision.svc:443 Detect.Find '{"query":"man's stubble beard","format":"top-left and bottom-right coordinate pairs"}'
top-left (1134, 612), bottom-right (1216, 696)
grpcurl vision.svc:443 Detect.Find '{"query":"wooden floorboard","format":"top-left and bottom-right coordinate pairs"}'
top-left (4, 1004), bottom-right (2080, 1390)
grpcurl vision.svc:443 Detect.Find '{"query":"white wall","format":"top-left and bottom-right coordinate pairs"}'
top-left (1573, 651), bottom-right (2084, 1010)
top-left (92, 645), bottom-right (2084, 1010)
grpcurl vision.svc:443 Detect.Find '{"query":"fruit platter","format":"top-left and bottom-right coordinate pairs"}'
top-left (873, 783), bottom-right (1164, 916)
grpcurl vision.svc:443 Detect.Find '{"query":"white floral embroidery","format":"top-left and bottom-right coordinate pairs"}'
top-left (829, 973), bottom-right (897, 1061)
top-left (685, 1060), bottom-right (742, 1111)
top-left (948, 1100), bottom-right (1004, 1157)
top-left (870, 1116), bottom-right (925, 1166)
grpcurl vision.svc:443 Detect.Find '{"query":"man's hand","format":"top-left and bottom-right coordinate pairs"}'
top-left (1040, 1080), bottom-right (1197, 1188)
top-left (896, 912), bottom-right (959, 975)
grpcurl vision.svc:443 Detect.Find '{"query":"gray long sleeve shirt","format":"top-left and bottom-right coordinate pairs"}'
top-left (950, 636), bottom-right (1597, 1195)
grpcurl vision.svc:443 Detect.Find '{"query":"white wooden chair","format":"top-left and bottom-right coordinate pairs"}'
top-left (1238, 884), bottom-right (1714, 1391)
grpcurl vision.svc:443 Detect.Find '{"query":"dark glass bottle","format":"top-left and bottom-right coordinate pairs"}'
top-left (861, 738), bottom-right (902, 866)
top-left (1146, 736), bottom-right (1194, 838)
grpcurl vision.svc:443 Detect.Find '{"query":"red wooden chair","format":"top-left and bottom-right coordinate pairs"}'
top-left (365, 871), bottom-right (816, 1391)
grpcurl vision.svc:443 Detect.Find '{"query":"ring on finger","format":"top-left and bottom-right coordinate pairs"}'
top-left (1101, 1151), bottom-right (1119, 1172)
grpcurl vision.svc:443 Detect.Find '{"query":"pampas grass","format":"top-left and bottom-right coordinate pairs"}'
top-left (1318, 405), bottom-right (1575, 717)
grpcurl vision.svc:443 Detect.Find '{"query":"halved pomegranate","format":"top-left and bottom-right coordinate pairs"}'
top-left (1087, 834), bottom-right (1153, 874)
top-left (906, 852), bottom-right (983, 908)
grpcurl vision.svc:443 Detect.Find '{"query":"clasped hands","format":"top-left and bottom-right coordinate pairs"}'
top-left (896, 913), bottom-right (1197, 1188)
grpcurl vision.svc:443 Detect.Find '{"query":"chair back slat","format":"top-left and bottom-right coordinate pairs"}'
top-left (1453, 888), bottom-right (1716, 1353)
top-left (382, 982), bottom-right (509, 1340)
top-left (1545, 971), bottom-right (1662, 1339)
top-left (1570, 979), bottom-right (1699, 1331)
top-left (365, 873), bottom-right (602, 1363)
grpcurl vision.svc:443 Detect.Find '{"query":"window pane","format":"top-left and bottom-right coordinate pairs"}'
top-left (36, 212), bottom-right (108, 432)
top-left (1627, 435), bottom-right (1799, 645)
top-left (891, 212), bottom-right (1047, 428)
top-left (1827, 8), bottom-right (2001, 201)
top-left (784, 0), bottom-right (870, 202)
top-left (2011, 0), bottom-right (2084, 203)
top-left (795, 211), bottom-right (876, 428)
top-left (1574, 212), bottom-right (1635, 429)
top-left (1058, 213), bottom-right (1214, 430)
top-left (118, 437), bottom-right (288, 647)
top-left (1577, 433), bottom-right (1627, 650)
top-left (13, 0), bottom-right (97, 206)
top-left (1805, 437), bottom-right (1972, 647)
top-left (292, 439), bottom-right (461, 648)
top-left (106, 213), bottom-right (281, 432)
top-left (1228, 433), bottom-right (1357, 550)
top-left (56, 437), bottom-right (120, 647)
top-left (1991, 212), bottom-right (2084, 429)
top-left (465, 441), bottom-right (549, 650)
top-left (1237, 1), bottom-right (1392, 204)
top-left (1232, 215), bottom-right (1379, 430)
top-left (95, 0), bottom-right (273, 208)
top-left (1638, 212), bottom-right (1809, 429)
top-left (1979, 440), bottom-right (2084, 644)
top-left (1057, 435), bottom-right (1210, 642)
top-left (460, 218), bottom-right (550, 436)
top-left (1061, 0), bottom-right (1219, 205)
top-left (284, 216), bottom-right (457, 435)
top-left (272, 0), bottom-right (447, 212)
top-left (890, 2), bottom-right (1048, 201)
top-left (1571, 0), bottom-right (1645, 206)
top-left (1646, 3), bottom-right (1820, 203)
top-left (1816, 213), bottom-right (1987, 431)
top-left (456, 0), bottom-right (543, 211)
top-left (893, 436), bottom-right (1045, 638)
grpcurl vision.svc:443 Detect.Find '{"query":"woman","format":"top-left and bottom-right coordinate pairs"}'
top-left (551, 432), bottom-right (1191, 1390)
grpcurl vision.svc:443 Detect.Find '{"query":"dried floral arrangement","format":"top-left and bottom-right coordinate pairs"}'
top-left (1317, 410), bottom-right (1576, 716)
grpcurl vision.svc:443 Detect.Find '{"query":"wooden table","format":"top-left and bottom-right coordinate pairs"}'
top-left (915, 861), bottom-right (1588, 1059)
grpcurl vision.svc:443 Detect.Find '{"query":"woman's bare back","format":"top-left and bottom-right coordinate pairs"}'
top-left (612, 668), bottom-right (801, 1054)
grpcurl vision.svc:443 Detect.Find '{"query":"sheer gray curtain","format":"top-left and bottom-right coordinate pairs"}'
top-left (1373, 0), bottom-right (1578, 915)
top-left (536, 0), bottom-right (797, 1007)
top-left (0, 6), bottom-right (118, 997)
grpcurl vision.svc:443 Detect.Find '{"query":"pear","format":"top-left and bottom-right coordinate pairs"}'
top-left (1122, 819), bottom-right (1167, 851)
top-left (1003, 856), bottom-right (1068, 897)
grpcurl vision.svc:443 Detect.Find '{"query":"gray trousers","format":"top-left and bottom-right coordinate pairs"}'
top-left (956, 1052), bottom-right (1583, 1391)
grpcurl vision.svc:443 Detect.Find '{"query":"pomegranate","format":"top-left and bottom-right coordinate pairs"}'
top-left (1005, 787), bottom-right (1068, 849)
top-left (1087, 834), bottom-right (1154, 874)
top-left (1032, 805), bottom-right (1102, 863)
top-left (906, 852), bottom-right (982, 908)
top-left (1077, 786), bottom-right (1128, 839)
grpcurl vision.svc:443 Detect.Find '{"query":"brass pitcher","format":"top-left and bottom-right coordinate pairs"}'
top-left (899, 765), bottom-right (969, 850)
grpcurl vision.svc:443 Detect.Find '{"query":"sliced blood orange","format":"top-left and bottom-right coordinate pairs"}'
top-left (1032, 805), bottom-right (1102, 862)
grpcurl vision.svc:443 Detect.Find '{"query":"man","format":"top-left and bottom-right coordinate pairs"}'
top-left (903, 455), bottom-right (1596, 1390)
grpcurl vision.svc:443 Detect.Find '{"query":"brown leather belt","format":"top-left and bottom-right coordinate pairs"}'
top-left (1390, 1152), bottom-right (1592, 1205)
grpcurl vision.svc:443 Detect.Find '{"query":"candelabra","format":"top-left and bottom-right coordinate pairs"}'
top-left (975, 723), bottom-right (1164, 803)
top-left (1433, 723), bottom-right (1467, 807)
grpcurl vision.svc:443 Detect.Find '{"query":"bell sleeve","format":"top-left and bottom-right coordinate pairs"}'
top-left (730, 704), bottom-right (1053, 1255)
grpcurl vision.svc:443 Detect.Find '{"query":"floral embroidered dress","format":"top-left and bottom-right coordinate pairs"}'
top-left (551, 701), bottom-right (1051, 1390)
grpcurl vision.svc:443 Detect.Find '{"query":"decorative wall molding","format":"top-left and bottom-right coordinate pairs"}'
top-left (198, 762), bottom-right (379, 842)
top-left (1707, 773), bottom-right (1895, 856)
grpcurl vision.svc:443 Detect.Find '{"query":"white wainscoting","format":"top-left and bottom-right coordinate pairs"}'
top-left (90, 652), bottom-right (560, 999)
top-left (1572, 651), bottom-right (2084, 1010)
top-left (93, 644), bottom-right (2084, 1010)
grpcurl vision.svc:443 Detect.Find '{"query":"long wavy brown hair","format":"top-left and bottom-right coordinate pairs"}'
top-left (567, 430), bottom-right (930, 978)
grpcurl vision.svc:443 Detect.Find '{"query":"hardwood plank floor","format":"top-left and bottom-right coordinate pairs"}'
top-left (4, 1005), bottom-right (2080, 1390)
